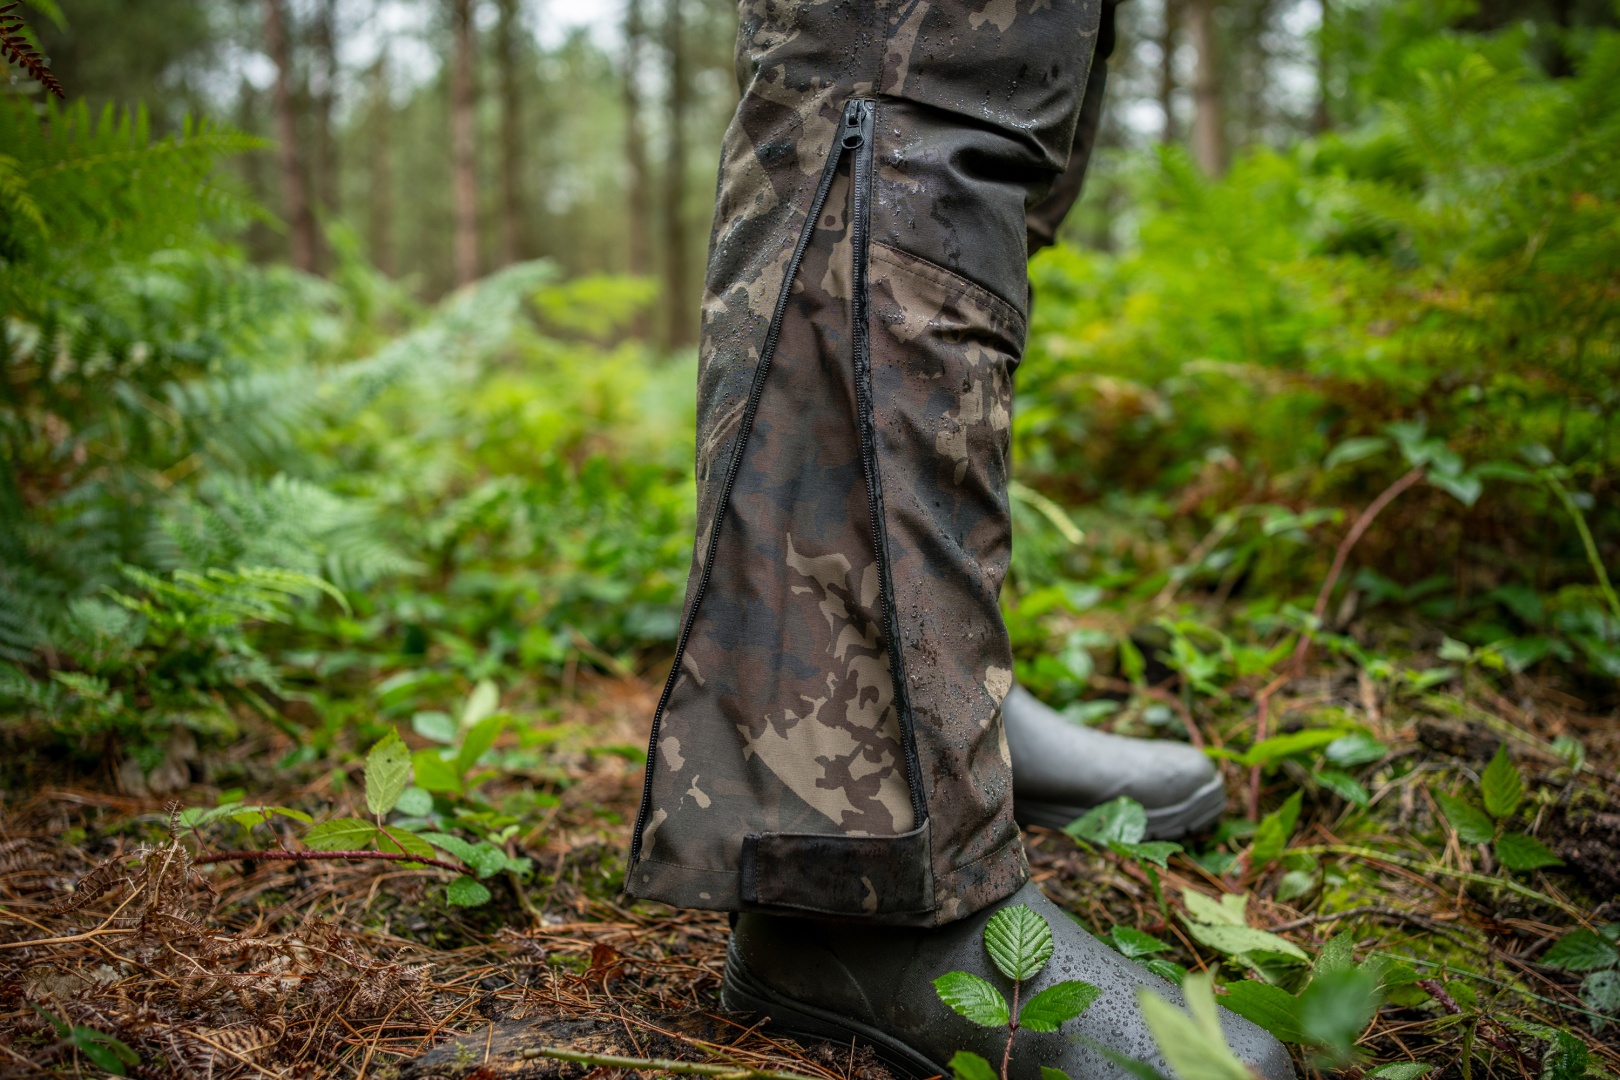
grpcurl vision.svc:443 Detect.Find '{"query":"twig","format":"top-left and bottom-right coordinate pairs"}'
top-left (193, 849), bottom-right (466, 874)
top-left (526, 1047), bottom-right (825, 1080)
top-left (1266, 905), bottom-right (1481, 950)
top-left (0, 926), bottom-right (139, 950)
top-left (1291, 465), bottom-right (1426, 674)
top-left (1417, 979), bottom-right (1521, 1058)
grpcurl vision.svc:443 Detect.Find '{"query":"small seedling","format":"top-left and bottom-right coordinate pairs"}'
top-left (1431, 744), bottom-right (1563, 873)
top-left (934, 904), bottom-right (1100, 1080)
top-left (1539, 923), bottom-right (1620, 1026)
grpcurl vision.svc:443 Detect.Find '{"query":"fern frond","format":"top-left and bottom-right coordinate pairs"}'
top-left (0, 2), bottom-right (64, 98)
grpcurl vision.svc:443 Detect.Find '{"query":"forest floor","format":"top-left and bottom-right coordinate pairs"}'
top-left (2, 667), bottom-right (1618, 1080)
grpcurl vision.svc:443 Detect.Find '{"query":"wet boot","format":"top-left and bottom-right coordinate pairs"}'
top-left (1005, 686), bottom-right (1226, 838)
top-left (722, 880), bottom-right (1295, 1080)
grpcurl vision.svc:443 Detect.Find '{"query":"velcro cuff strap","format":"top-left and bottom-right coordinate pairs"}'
top-left (740, 822), bottom-right (933, 917)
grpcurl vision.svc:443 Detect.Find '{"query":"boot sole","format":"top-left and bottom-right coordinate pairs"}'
top-left (722, 954), bottom-right (950, 1080)
top-left (1014, 774), bottom-right (1226, 838)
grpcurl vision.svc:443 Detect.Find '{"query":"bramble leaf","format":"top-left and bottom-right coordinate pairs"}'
top-left (1313, 769), bottom-right (1370, 807)
top-left (1479, 744), bottom-right (1522, 819)
top-left (1018, 979), bottom-right (1101, 1032)
top-left (1139, 973), bottom-right (1254, 1080)
top-left (365, 730), bottom-right (411, 816)
top-left (456, 713), bottom-right (506, 777)
top-left (411, 710), bottom-right (458, 745)
top-left (1494, 832), bottom-right (1562, 872)
top-left (412, 748), bottom-right (462, 793)
top-left (1541, 929), bottom-right (1619, 972)
top-left (984, 904), bottom-right (1055, 981)
top-left (934, 971), bottom-right (1010, 1028)
top-left (395, 786), bottom-right (435, 816)
top-left (1581, 970), bottom-right (1620, 1015)
top-left (1367, 1064), bottom-right (1431, 1080)
top-left (1065, 796), bottom-right (1147, 846)
top-left (1434, 792), bottom-right (1495, 844)
top-left (446, 875), bottom-right (492, 907)
top-left (1110, 840), bottom-right (1183, 868)
top-left (949, 1051), bottom-right (997, 1080)
top-left (1250, 791), bottom-right (1303, 869)
top-left (1218, 980), bottom-right (1306, 1043)
top-left (1109, 926), bottom-right (1170, 959)
top-left (303, 818), bottom-right (378, 851)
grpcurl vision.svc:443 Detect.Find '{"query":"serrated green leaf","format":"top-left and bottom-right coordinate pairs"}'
top-left (1040, 1068), bottom-right (1074, 1080)
top-left (422, 831), bottom-right (479, 864)
top-left (228, 805), bottom-right (312, 829)
top-left (446, 875), bottom-right (492, 907)
top-left (949, 1051), bottom-right (997, 1080)
top-left (1581, 970), bottom-right (1620, 1014)
top-left (1324, 732), bottom-right (1387, 768)
top-left (1434, 792), bottom-right (1496, 844)
top-left (1494, 832), bottom-right (1563, 871)
top-left (1181, 890), bottom-right (1249, 927)
top-left (1218, 980), bottom-right (1306, 1043)
top-left (1314, 931), bottom-right (1355, 977)
top-left (1541, 930), bottom-right (1620, 972)
top-left (375, 827), bottom-right (437, 863)
top-left (412, 748), bottom-right (462, 793)
top-left (1313, 769), bottom-right (1370, 807)
top-left (1065, 796), bottom-right (1147, 846)
top-left (1139, 973), bottom-right (1254, 1080)
top-left (984, 904), bottom-right (1055, 981)
top-left (456, 713), bottom-right (506, 777)
top-left (1018, 979), bottom-right (1101, 1032)
top-left (1109, 926), bottom-right (1170, 959)
top-left (1181, 918), bottom-right (1309, 962)
top-left (395, 786), bottom-right (434, 817)
top-left (365, 731), bottom-right (411, 816)
top-left (1480, 744), bottom-right (1522, 819)
top-left (1368, 1063), bottom-right (1431, 1080)
top-left (303, 818), bottom-right (378, 851)
top-left (1532, 1026), bottom-right (1589, 1080)
top-left (933, 971), bottom-right (1010, 1027)
top-left (411, 710), bottom-right (458, 745)
top-left (1110, 840), bottom-right (1183, 867)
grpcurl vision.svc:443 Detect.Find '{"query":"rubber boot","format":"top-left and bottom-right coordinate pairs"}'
top-left (722, 880), bottom-right (1295, 1080)
top-left (1005, 685), bottom-right (1225, 838)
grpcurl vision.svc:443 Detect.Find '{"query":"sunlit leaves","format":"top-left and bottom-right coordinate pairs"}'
top-left (984, 905), bottom-right (1054, 982)
top-left (365, 730), bottom-right (411, 816)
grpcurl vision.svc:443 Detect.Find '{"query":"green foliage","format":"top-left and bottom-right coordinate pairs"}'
top-left (36, 1009), bottom-right (138, 1075)
top-left (1430, 746), bottom-right (1564, 875)
top-left (1138, 974), bottom-right (1255, 1080)
top-left (1065, 796), bottom-right (1184, 868)
top-left (1540, 925), bottom-right (1620, 1025)
top-left (935, 904), bottom-right (1100, 1080)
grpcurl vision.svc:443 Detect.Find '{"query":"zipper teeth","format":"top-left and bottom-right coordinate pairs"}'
top-left (848, 100), bottom-right (928, 829)
top-left (630, 100), bottom-right (865, 867)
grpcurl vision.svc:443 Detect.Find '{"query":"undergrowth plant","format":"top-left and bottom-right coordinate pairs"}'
top-left (934, 905), bottom-right (1100, 1080)
top-left (1431, 745), bottom-right (1563, 874)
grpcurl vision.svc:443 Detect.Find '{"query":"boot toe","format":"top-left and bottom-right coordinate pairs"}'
top-left (1220, 1005), bottom-right (1296, 1080)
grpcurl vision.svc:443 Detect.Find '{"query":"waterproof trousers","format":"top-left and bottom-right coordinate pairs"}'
top-left (627, 0), bottom-right (1115, 927)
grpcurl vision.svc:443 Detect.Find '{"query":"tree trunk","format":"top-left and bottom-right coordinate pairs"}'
top-left (1158, 0), bottom-right (1180, 144)
top-left (495, 0), bottom-right (526, 266)
top-left (312, 0), bottom-right (340, 258)
top-left (1188, 0), bottom-right (1226, 176)
top-left (450, 0), bottom-right (481, 287)
top-left (623, 0), bottom-right (652, 281)
top-left (369, 53), bottom-right (396, 278)
top-left (263, 0), bottom-right (317, 273)
top-left (1311, 0), bottom-right (1331, 132)
top-left (660, 0), bottom-right (694, 347)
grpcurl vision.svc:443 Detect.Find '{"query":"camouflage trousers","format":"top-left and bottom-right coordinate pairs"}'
top-left (626, 0), bottom-right (1110, 926)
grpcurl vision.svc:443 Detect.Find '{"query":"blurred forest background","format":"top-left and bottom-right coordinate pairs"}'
top-left (4, 0), bottom-right (1620, 1076)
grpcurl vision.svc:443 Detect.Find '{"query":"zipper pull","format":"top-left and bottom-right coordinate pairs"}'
top-left (841, 99), bottom-right (871, 150)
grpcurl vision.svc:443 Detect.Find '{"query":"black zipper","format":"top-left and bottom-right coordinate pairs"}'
top-left (630, 98), bottom-right (927, 868)
top-left (844, 100), bottom-right (927, 831)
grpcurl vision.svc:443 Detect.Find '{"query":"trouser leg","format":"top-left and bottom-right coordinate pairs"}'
top-left (626, 0), bottom-right (1105, 927)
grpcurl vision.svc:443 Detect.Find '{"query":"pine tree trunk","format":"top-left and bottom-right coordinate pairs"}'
top-left (623, 0), bottom-right (652, 281)
top-left (660, 0), bottom-right (694, 347)
top-left (370, 53), bottom-right (396, 278)
top-left (1159, 0), bottom-right (1180, 144)
top-left (312, 0), bottom-right (340, 260)
top-left (495, 0), bottom-right (526, 266)
top-left (263, 0), bottom-right (317, 273)
top-left (1188, 0), bottom-right (1226, 175)
top-left (450, 0), bottom-right (481, 287)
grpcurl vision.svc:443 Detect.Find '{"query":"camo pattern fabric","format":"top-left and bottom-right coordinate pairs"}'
top-left (626, 0), bottom-right (1104, 926)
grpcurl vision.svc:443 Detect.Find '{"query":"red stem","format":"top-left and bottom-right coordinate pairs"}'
top-left (1415, 979), bottom-right (1521, 1057)
top-left (1001, 979), bottom-right (1020, 1080)
top-left (193, 849), bottom-right (466, 874)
